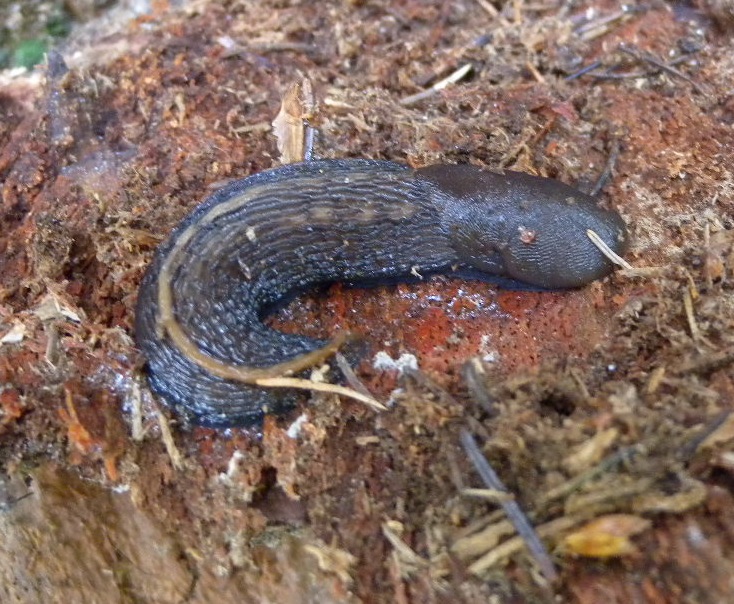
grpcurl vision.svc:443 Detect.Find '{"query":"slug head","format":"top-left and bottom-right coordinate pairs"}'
top-left (419, 164), bottom-right (629, 289)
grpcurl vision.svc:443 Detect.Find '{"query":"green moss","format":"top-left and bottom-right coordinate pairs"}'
top-left (0, 1), bottom-right (78, 70)
top-left (12, 39), bottom-right (47, 70)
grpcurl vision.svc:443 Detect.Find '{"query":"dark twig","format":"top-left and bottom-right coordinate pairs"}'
top-left (567, 48), bottom-right (701, 83)
top-left (459, 429), bottom-right (559, 582)
top-left (590, 139), bottom-right (621, 197)
top-left (618, 44), bottom-right (707, 95)
top-left (564, 60), bottom-right (603, 81)
top-left (678, 412), bottom-right (731, 462)
top-left (335, 352), bottom-right (373, 398)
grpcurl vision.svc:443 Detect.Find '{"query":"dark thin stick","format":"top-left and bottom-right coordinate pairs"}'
top-left (0, 489), bottom-right (32, 512)
top-left (459, 429), bottom-right (559, 582)
top-left (678, 412), bottom-right (731, 461)
top-left (570, 49), bottom-right (700, 82)
top-left (335, 352), bottom-right (373, 398)
top-left (590, 140), bottom-right (620, 197)
top-left (618, 44), bottom-right (707, 95)
top-left (564, 60), bottom-right (603, 81)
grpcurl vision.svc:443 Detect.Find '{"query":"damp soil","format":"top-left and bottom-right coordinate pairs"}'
top-left (1, 1), bottom-right (734, 602)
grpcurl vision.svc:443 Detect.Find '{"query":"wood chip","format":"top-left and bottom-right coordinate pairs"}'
top-left (272, 78), bottom-right (315, 164)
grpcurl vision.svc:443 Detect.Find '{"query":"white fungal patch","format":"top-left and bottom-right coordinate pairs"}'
top-left (373, 351), bottom-right (419, 374)
top-left (286, 413), bottom-right (309, 439)
top-left (479, 335), bottom-right (499, 363)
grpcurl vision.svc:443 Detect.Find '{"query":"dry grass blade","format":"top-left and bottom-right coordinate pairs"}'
top-left (683, 288), bottom-right (701, 340)
top-left (382, 522), bottom-right (430, 572)
top-left (255, 376), bottom-right (386, 412)
top-left (400, 63), bottom-right (473, 106)
top-left (461, 487), bottom-right (515, 503)
top-left (538, 446), bottom-right (642, 505)
top-left (335, 352), bottom-right (373, 398)
top-left (586, 228), bottom-right (634, 270)
top-left (157, 411), bottom-right (184, 471)
top-left (467, 516), bottom-right (577, 576)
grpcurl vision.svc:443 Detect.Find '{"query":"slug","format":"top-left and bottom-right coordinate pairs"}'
top-left (135, 159), bottom-right (628, 427)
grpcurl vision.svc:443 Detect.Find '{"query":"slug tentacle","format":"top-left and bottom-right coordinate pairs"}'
top-left (135, 159), bottom-right (628, 427)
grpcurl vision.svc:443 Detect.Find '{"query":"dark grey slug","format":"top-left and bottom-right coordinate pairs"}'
top-left (135, 159), bottom-right (628, 427)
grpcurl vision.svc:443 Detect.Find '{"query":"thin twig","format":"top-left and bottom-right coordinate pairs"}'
top-left (335, 352), bottom-right (373, 398)
top-left (589, 140), bottom-right (620, 197)
top-left (683, 288), bottom-right (701, 341)
top-left (400, 63), bottom-right (473, 106)
top-left (157, 411), bottom-right (184, 471)
top-left (569, 50), bottom-right (700, 82)
top-left (618, 44), bottom-right (708, 95)
top-left (467, 516), bottom-right (577, 576)
top-left (461, 359), bottom-right (496, 416)
top-left (564, 60), bottom-right (602, 81)
top-left (525, 61), bottom-right (546, 84)
top-left (461, 487), bottom-right (515, 503)
top-left (251, 42), bottom-right (322, 55)
top-left (382, 523), bottom-right (430, 570)
top-left (678, 411), bottom-right (731, 461)
top-left (593, 69), bottom-right (659, 81)
top-left (538, 445), bottom-right (642, 505)
top-left (473, 0), bottom-right (500, 18)
top-left (459, 429), bottom-right (559, 582)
